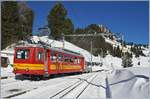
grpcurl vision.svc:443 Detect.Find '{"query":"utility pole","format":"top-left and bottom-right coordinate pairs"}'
top-left (121, 33), bottom-right (124, 51)
top-left (100, 48), bottom-right (103, 66)
top-left (121, 33), bottom-right (124, 58)
top-left (61, 33), bottom-right (65, 49)
top-left (92, 48), bottom-right (103, 66)
top-left (100, 48), bottom-right (103, 58)
top-left (90, 40), bottom-right (93, 66)
top-left (116, 32), bottom-right (124, 57)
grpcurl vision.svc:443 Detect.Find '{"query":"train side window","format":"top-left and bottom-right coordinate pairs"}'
top-left (58, 53), bottom-right (63, 62)
top-left (64, 56), bottom-right (69, 63)
top-left (16, 49), bottom-right (29, 59)
top-left (74, 57), bottom-right (78, 64)
top-left (70, 57), bottom-right (74, 64)
top-left (37, 52), bottom-right (43, 61)
top-left (50, 51), bottom-right (57, 62)
top-left (77, 58), bottom-right (80, 64)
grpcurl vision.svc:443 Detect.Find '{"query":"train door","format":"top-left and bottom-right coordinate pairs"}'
top-left (81, 57), bottom-right (85, 72)
top-left (57, 52), bottom-right (63, 73)
top-left (55, 52), bottom-right (64, 74)
top-left (43, 49), bottom-right (49, 77)
top-left (50, 50), bottom-right (59, 74)
top-left (35, 48), bottom-right (49, 76)
top-left (55, 52), bottom-right (59, 74)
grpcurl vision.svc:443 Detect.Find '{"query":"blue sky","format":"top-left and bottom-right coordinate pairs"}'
top-left (27, 1), bottom-right (149, 44)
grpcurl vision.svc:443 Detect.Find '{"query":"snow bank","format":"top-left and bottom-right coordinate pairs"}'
top-left (142, 47), bottom-right (149, 56)
top-left (103, 55), bottom-right (122, 70)
top-left (126, 67), bottom-right (150, 77)
top-left (1, 65), bottom-right (14, 78)
top-left (132, 55), bottom-right (149, 67)
top-left (108, 69), bottom-right (149, 99)
top-left (91, 65), bottom-right (104, 72)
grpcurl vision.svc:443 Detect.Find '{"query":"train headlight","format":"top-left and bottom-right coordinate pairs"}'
top-left (25, 68), bottom-right (29, 72)
top-left (14, 68), bottom-right (17, 71)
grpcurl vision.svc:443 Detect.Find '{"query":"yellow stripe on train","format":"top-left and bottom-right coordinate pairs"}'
top-left (50, 64), bottom-right (81, 70)
top-left (13, 63), bottom-right (81, 70)
top-left (13, 63), bottom-right (44, 70)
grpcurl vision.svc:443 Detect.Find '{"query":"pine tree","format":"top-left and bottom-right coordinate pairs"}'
top-left (2, 1), bottom-right (20, 49)
top-left (18, 2), bottom-right (34, 40)
top-left (1, 1), bottom-right (34, 49)
top-left (47, 2), bottom-right (74, 40)
top-left (122, 52), bottom-right (133, 68)
top-left (131, 45), bottom-right (145, 57)
top-left (85, 24), bottom-right (99, 33)
top-left (74, 28), bottom-right (85, 34)
top-left (63, 18), bottom-right (74, 34)
top-left (115, 46), bottom-right (122, 57)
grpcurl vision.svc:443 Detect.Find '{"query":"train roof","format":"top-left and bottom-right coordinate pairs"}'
top-left (50, 47), bottom-right (82, 57)
top-left (15, 43), bottom-right (43, 48)
top-left (15, 44), bottom-right (83, 57)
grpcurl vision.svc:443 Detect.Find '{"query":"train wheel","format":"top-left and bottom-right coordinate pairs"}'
top-left (15, 74), bottom-right (24, 80)
top-left (17, 75), bottom-right (24, 80)
top-left (36, 76), bottom-right (41, 81)
top-left (31, 75), bottom-right (41, 81)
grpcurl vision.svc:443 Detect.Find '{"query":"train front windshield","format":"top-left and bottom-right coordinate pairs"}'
top-left (16, 49), bottom-right (30, 60)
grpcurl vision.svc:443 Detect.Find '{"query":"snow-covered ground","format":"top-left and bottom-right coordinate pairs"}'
top-left (1, 65), bottom-right (15, 78)
top-left (107, 69), bottom-right (149, 99)
top-left (103, 55), bottom-right (122, 70)
top-left (1, 67), bottom-right (149, 99)
top-left (1, 72), bottom-right (104, 98)
top-left (132, 56), bottom-right (149, 67)
top-left (1, 36), bottom-right (149, 99)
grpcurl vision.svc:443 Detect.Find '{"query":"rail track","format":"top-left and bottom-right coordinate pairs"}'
top-left (50, 72), bottom-right (99, 99)
top-left (2, 72), bottom-right (98, 99)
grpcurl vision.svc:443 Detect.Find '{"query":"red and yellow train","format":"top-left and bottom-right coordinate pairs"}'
top-left (13, 45), bottom-right (85, 79)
